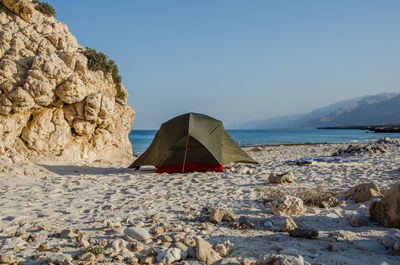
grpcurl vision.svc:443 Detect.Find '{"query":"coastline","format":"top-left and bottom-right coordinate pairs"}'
top-left (1, 138), bottom-right (400, 264)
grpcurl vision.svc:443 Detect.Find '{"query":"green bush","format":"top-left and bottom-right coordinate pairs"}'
top-left (82, 47), bottom-right (126, 103)
top-left (32, 1), bottom-right (56, 17)
top-left (83, 246), bottom-right (103, 255)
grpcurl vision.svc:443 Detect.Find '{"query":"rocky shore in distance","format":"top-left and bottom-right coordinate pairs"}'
top-left (317, 124), bottom-right (400, 133)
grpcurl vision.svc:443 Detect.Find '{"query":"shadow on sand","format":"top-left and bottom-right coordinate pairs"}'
top-left (40, 164), bottom-right (132, 176)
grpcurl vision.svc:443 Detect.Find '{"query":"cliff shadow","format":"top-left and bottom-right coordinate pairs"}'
top-left (40, 164), bottom-right (127, 176)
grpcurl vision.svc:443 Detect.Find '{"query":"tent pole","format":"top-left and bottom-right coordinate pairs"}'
top-left (182, 130), bottom-right (189, 173)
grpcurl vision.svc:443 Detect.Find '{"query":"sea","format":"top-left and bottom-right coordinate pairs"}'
top-left (129, 129), bottom-right (400, 155)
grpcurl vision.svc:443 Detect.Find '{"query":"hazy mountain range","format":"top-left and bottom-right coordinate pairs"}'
top-left (231, 92), bottom-right (400, 129)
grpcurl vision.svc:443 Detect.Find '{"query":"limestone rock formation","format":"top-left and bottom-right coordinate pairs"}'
top-left (0, 0), bottom-right (135, 164)
top-left (268, 172), bottom-right (295, 184)
top-left (344, 182), bottom-right (382, 203)
top-left (370, 183), bottom-right (400, 228)
top-left (271, 195), bottom-right (307, 216)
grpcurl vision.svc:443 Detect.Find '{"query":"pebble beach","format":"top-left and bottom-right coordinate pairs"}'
top-left (1, 138), bottom-right (400, 264)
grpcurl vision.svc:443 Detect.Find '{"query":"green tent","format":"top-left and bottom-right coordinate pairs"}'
top-left (129, 112), bottom-right (257, 173)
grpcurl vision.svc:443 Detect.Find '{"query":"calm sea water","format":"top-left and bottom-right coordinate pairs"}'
top-left (129, 129), bottom-right (400, 155)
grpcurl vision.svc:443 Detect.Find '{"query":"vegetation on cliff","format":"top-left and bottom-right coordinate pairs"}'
top-left (32, 0), bottom-right (56, 17)
top-left (82, 47), bottom-right (126, 105)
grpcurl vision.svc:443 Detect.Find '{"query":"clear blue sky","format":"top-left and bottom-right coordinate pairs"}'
top-left (47, 0), bottom-right (400, 129)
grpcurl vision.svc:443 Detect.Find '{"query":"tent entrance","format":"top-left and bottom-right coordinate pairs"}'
top-left (156, 136), bottom-right (222, 173)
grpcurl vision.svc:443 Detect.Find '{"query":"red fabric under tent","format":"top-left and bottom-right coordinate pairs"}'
top-left (156, 163), bottom-right (224, 173)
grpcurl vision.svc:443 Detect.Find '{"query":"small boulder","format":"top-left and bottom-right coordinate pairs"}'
top-left (381, 229), bottom-right (400, 255)
top-left (153, 226), bottom-right (165, 234)
top-left (210, 208), bottom-right (235, 223)
top-left (256, 254), bottom-right (304, 265)
top-left (77, 252), bottom-right (97, 262)
top-left (238, 216), bottom-right (254, 228)
top-left (0, 253), bottom-right (15, 264)
top-left (214, 240), bottom-right (233, 257)
top-left (111, 238), bottom-right (127, 253)
top-left (320, 197), bottom-right (341, 208)
top-left (370, 183), bottom-right (400, 228)
top-left (124, 227), bottom-right (151, 241)
top-left (263, 220), bottom-right (273, 229)
top-left (242, 258), bottom-right (256, 265)
top-left (350, 214), bottom-right (369, 227)
top-left (195, 237), bottom-right (221, 265)
top-left (173, 241), bottom-right (188, 252)
top-left (271, 195), bottom-right (306, 216)
top-left (344, 182), bottom-right (382, 202)
top-left (289, 228), bottom-right (319, 239)
top-left (268, 172), bottom-right (294, 184)
top-left (141, 255), bottom-right (155, 265)
top-left (213, 258), bottom-right (242, 265)
top-left (132, 241), bottom-right (145, 252)
top-left (280, 216), bottom-right (297, 232)
top-left (156, 248), bottom-right (184, 264)
top-left (38, 244), bottom-right (50, 252)
top-left (45, 252), bottom-right (73, 264)
top-left (238, 167), bottom-right (253, 174)
top-left (60, 229), bottom-right (77, 239)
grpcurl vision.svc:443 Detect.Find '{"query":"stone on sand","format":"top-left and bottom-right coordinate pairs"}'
top-left (111, 238), bottom-right (127, 253)
top-left (60, 229), bottom-right (77, 238)
top-left (0, 253), bottom-right (15, 264)
top-left (213, 240), bottom-right (233, 257)
top-left (268, 172), bottom-right (294, 184)
top-left (280, 216), bottom-right (298, 232)
top-left (370, 182), bottom-right (400, 228)
top-left (156, 248), bottom-right (185, 264)
top-left (344, 182), bottom-right (382, 202)
top-left (271, 195), bottom-right (306, 216)
top-left (238, 166), bottom-right (253, 174)
top-left (173, 241), bottom-right (189, 251)
top-left (38, 244), bottom-right (50, 252)
top-left (289, 228), bottom-right (319, 239)
top-left (46, 252), bottom-right (73, 264)
top-left (133, 241), bottom-right (145, 252)
top-left (124, 227), bottom-right (151, 241)
top-left (195, 237), bottom-right (221, 265)
top-left (210, 208), bottom-right (235, 223)
top-left (320, 197), bottom-right (341, 208)
top-left (350, 214), bottom-right (369, 227)
top-left (381, 229), bottom-right (400, 255)
top-left (213, 258), bottom-right (241, 265)
top-left (256, 254), bottom-right (304, 265)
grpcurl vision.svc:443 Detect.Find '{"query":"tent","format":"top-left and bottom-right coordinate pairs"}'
top-left (129, 112), bottom-right (257, 173)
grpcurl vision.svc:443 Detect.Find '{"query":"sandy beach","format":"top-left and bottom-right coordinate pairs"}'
top-left (1, 138), bottom-right (399, 264)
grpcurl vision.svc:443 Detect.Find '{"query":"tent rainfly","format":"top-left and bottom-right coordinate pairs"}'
top-left (129, 112), bottom-right (257, 173)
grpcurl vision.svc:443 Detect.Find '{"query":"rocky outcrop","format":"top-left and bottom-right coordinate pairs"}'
top-left (0, 0), bottom-right (135, 164)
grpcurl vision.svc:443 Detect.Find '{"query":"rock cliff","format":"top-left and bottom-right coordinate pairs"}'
top-left (0, 0), bottom-right (135, 165)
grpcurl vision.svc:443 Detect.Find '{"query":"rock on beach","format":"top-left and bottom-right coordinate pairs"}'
top-left (370, 182), bottom-right (400, 228)
top-left (271, 195), bottom-right (306, 216)
top-left (124, 227), bottom-right (151, 241)
top-left (344, 182), bottom-right (382, 202)
top-left (195, 237), bottom-right (221, 265)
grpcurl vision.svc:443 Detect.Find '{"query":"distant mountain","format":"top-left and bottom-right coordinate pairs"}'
top-left (230, 92), bottom-right (400, 129)
top-left (307, 93), bottom-right (400, 127)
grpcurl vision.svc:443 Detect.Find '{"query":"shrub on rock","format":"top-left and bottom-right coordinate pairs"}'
top-left (32, 0), bottom-right (56, 17)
